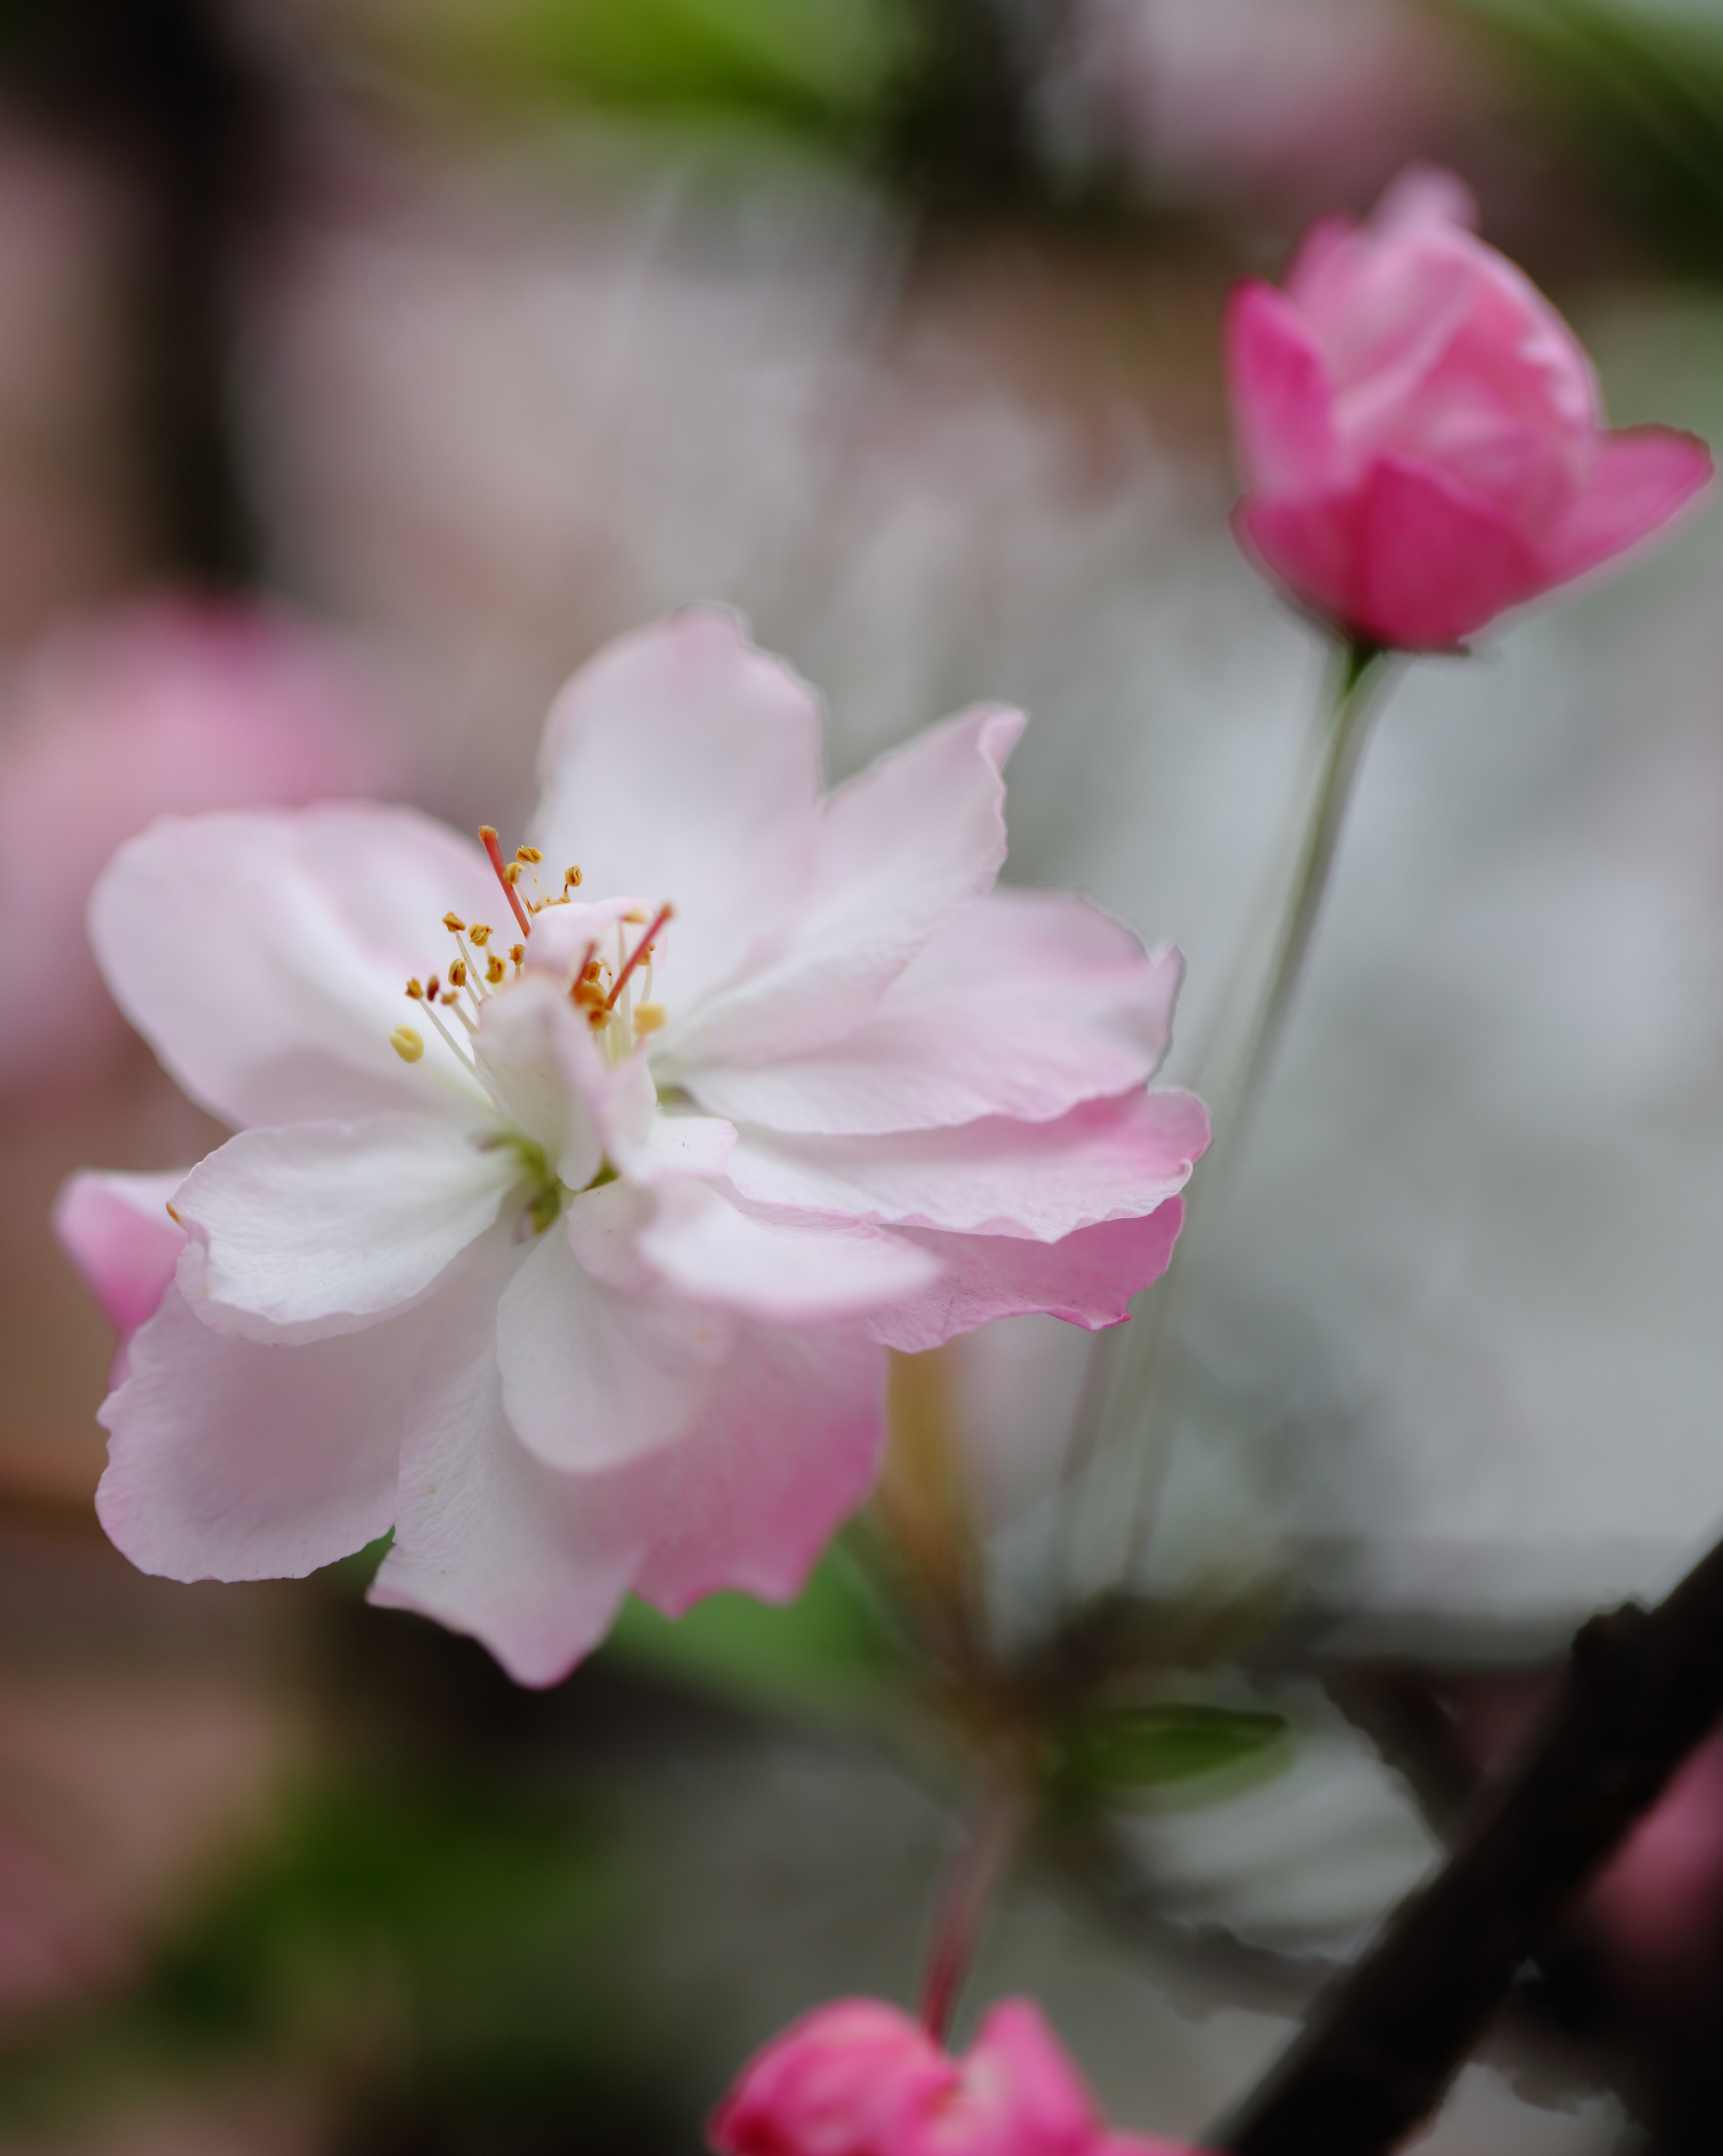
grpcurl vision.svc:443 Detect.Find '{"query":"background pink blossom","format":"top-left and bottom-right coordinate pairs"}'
top-left (0, 594), bottom-right (401, 1099)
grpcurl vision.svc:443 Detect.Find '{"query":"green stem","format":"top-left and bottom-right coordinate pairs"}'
top-left (1211, 637), bottom-right (1391, 1165)
top-left (1061, 636), bottom-right (1397, 1592)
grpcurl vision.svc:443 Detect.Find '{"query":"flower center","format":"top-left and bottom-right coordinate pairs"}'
top-left (388, 824), bottom-right (674, 1078)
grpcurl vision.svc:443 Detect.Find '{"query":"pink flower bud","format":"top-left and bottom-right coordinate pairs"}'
top-left (708, 1996), bottom-right (1197, 2156)
top-left (1224, 166), bottom-right (1713, 651)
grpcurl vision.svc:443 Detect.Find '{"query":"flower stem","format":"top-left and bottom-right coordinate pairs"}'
top-left (1206, 635), bottom-right (1391, 1166)
top-left (918, 1778), bottom-right (1026, 2047)
top-left (1061, 635), bottom-right (1397, 1592)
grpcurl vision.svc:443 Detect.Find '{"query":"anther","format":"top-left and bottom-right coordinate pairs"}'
top-left (480, 826), bottom-right (533, 936)
top-left (509, 942), bottom-right (525, 972)
top-left (515, 845), bottom-right (543, 864)
top-left (448, 960), bottom-right (468, 988)
top-left (407, 978), bottom-right (426, 1001)
top-left (390, 1025), bottom-right (426, 1062)
top-left (633, 1003), bottom-right (667, 1035)
top-left (426, 974), bottom-right (440, 1002)
top-left (469, 923), bottom-right (492, 947)
top-left (564, 866), bottom-right (582, 889)
top-left (485, 954), bottom-right (505, 985)
top-left (443, 911), bottom-right (466, 933)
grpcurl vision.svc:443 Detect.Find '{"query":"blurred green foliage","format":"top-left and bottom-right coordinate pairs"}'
top-left (1457, 0), bottom-right (1723, 273)
top-left (395, 0), bottom-right (916, 140)
top-left (0, 1776), bottom-right (690, 2153)
top-left (604, 1544), bottom-right (912, 1722)
top-left (1050, 1702), bottom-right (1291, 1811)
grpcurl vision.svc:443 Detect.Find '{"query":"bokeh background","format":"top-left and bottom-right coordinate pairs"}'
top-left (6, 1), bottom-right (1723, 2148)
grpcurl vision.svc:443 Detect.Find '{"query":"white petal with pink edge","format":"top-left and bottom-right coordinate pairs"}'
top-left (872, 1204), bottom-right (1186, 1353)
top-left (96, 1281), bottom-right (433, 1581)
top-left (529, 609), bottom-right (822, 1013)
top-left (622, 1321), bottom-right (887, 1614)
top-left (90, 802), bottom-right (499, 1131)
top-left (370, 1233), bottom-right (646, 1687)
top-left (170, 1115), bottom-right (513, 1343)
top-left (682, 893), bottom-right (1181, 1136)
top-left (496, 1215), bottom-right (733, 1474)
top-left (727, 1088), bottom-right (1209, 1242)
top-left (662, 705), bottom-right (1023, 1068)
top-left (636, 1178), bottom-right (940, 1324)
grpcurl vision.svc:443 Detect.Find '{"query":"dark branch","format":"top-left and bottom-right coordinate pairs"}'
top-left (1209, 1528), bottom-right (1723, 2156)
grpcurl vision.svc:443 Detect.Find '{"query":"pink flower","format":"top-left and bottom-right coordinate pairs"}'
top-left (708, 1995), bottom-right (1197, 2156)
top-left (1225, 167), bottom-right (1713, 651)
top-left (59, 610), bottom-right (1205, 1686)
top-left (0, 594), bottom-right (400, 1097)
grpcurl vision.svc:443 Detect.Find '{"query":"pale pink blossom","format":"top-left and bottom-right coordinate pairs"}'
top-left (708, 1995), bottom-right (1197, 2156)
top-left (0, 594), bottom-right (400, 1096)
top-left (60, 611), bottom-right (1204, 1685)
top-left (1225, 168), bottom-right (1713, 651)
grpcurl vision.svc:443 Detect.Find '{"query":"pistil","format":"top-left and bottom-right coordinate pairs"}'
top-left (480, 824), bottom-right (533, 937)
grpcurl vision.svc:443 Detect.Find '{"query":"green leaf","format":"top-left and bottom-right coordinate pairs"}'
top-left (602, 1545), bottom-right (908, 1720)
top-left (397, 0), bottom-right (917, 137)
top-left (1057, 1702), bottom-right (1291, 1803)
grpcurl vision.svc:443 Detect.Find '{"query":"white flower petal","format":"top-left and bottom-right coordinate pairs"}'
top-left (609, 1107), bottom-right (736, 1183)
top-left (90, 802), bottom-right (500, 1130)
top-left (635, 1179), bottom-right (940, 1323)
top-left (726, 1089), bottom-right (1210, 1241)
top-left (472, 974), bottom-right (606, 1188)
top-left (370, 1233), bottom-right (646, 1687)
top-left (496, 1215), bottom-right (733, 1474)
top-left (662, 704), bottom-right (1023, 1068)
top-left (528, 609), bottom-right (821, 1010)
top-left (683, 892), bottom-right (1183, 1134)
top-left (96, 1283), bottom-right (427, 1580)
top-left (171, 1115), bottom-right (513, 1343)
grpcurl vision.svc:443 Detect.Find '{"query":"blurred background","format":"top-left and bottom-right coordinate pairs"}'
top-left (7, 0), bottom-right (1723, 2148)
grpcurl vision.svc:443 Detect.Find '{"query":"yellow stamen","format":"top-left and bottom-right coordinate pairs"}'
top-left (485, 954), bottom-right (506, 985)
top-left (515, 845), bottom-right (543, 864)
top-left (633, 1003), bottom-right (667, 1035)
top-left (442, 911), bottom-right (465, 932)
top-left (469, 923), bottom-right (492, 947)
top-left (564, 866), bottom-right (582, 889)
top-left (390, 1025), bottom-right (425, 1063)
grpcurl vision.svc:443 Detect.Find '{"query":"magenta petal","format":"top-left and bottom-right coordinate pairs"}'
top-left (1355, 454), bottom-right (1535, 646)
top-left (1247, 454), bottom-right (1534, 649)
top-left (1224, 282), bottom-right (1340, 498)
top-left (1536, 425), bottom-right (1714, 588)
top-left (1235, 494), bottom-right (1360, 637)
top-left (873, 1202), bottom-right (1185, 1354)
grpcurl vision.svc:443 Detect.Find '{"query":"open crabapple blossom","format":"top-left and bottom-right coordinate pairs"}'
top-left (708, 1995), bottom-right (1197, 2156)
top-left (58, 609), bottom-right (1207, 1686)
top-left (1225, 166), bottom-right (1713, 651)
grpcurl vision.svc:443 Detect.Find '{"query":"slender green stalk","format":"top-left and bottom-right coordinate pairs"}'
top-left (1061, 637), bottom-right (1398, 1592)
top-left (1209, 637), bottom-right (1391, 1168)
